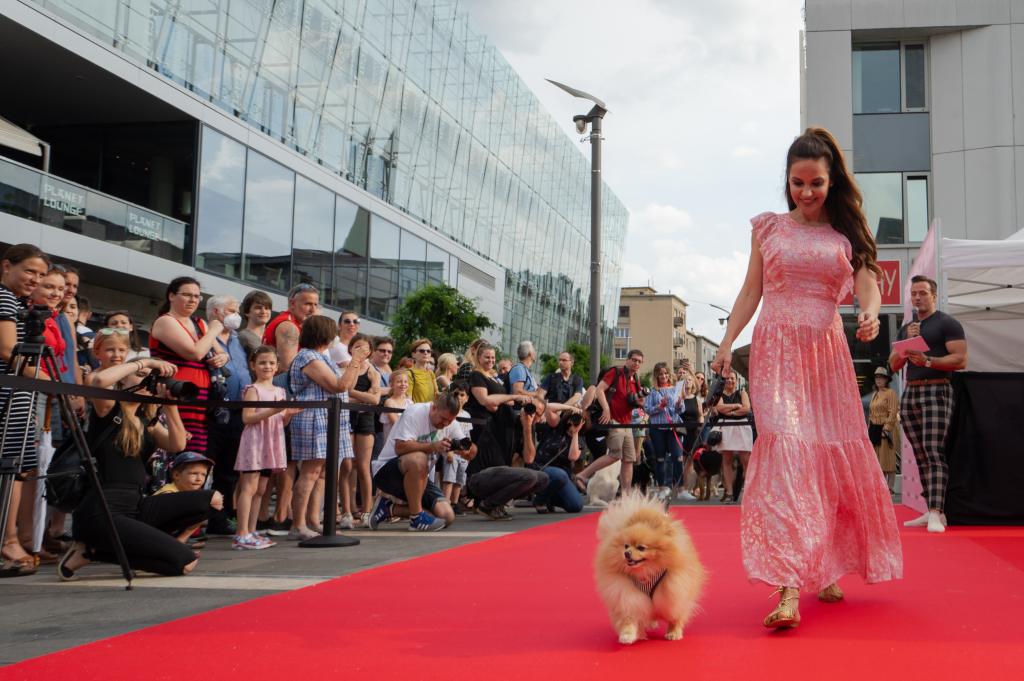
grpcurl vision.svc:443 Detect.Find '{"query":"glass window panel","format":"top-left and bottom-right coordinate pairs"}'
top-left (857, 172), bottom-right (904, 244)
top-left (196, 127), bottom-right (246, 278)
top-left (399, 229), bottom-right (426, 298)
top-left (333, 195), bottom-right (369, 313)
top-left (368, 216), bottom-right (400, 320)
top-left (242, 150), bottom-right (294, 290)
top-left (292, 176), bottom-right (335, 293)
top-left (905, 44), bottom-right (926, 109)
top-left (907, 176), bottom-right (929, 242)
top-left (426, 244), bottom-right (447, 284)
top-left (853, 44), bottom-right (900, 114)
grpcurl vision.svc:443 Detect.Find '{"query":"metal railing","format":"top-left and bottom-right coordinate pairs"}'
top-left (0, 154), bottom-right (189, 262)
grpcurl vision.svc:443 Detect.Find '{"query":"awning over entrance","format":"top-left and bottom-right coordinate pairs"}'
top-left (0, 115), bottom-right (49, 169)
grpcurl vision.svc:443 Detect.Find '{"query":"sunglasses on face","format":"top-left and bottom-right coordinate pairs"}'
top-left (415, 348), bottom-right (432, 354)
top-left (341, 318), bottom-right (360, 325)
top-left (376, 348), bottom-right (393, 354)
top-left (97, 327), bottom-right (131, 336)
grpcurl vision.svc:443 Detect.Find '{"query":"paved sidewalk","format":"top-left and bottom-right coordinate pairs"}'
top-left (0, 506), bottom-right (599, 666)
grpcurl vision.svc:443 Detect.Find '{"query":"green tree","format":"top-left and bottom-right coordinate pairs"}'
top-left (389, 284), bottom-right (493, 359)
top-left (539, 341), bottom-right (611, 385)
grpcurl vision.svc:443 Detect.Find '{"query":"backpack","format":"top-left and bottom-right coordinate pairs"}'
top-left (45, 408), bottom-right (122, 513)
top-left (587, 366), bottom-right (641, 418)
top-left (501, 362), bottom-right (528, 394)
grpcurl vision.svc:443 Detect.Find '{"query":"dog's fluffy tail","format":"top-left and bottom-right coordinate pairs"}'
top-left (596, 489), bottom-right (670, 539)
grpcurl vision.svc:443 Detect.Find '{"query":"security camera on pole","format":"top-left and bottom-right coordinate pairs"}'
top-left (547, 79), bottom-right (607, 383)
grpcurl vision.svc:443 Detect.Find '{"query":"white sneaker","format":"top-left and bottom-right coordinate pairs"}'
top-left (905, 511), bottom-right (948, 528)
top-left (338, 513), bottom-right (355, 530)
top-left (927, 511), bottom-right (946, 533)
top-left (677, 490), bottom-right (697, 501)
top-left (904, 512), bottom-right (929, 527)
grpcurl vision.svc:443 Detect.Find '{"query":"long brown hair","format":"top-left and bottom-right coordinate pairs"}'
top-left (785, 128), bottom-right (880, 276)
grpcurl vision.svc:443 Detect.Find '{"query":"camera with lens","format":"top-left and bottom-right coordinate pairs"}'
top-left (523, 401), bottom-right (537, 415)
top-left (628, 386), bottom-right (651, 408)
top-left (130, 368), bottom-right (200, 400)
top-left (16, 304), bottom-right (52, 342)
top-left (450, 437), bottom-right (473, 452)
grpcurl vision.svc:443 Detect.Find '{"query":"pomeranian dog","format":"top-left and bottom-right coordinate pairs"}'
top-left (594, 490), bottom-right (706, 644)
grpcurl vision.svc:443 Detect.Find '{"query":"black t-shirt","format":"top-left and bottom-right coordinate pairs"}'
top-left (89, 405), bottom-right (153, 490)
top-left (896, 310), bottom-right (966, 381)
top-left (541, 371), bottom-right (584, 404)
top-left (532, 422), bottom-right (574, 474)
top-left (467, 370), bottom-right (506, 422)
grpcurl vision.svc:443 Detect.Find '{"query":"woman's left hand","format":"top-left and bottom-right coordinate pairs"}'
top-left (856, 311), bottom-right (880, 342)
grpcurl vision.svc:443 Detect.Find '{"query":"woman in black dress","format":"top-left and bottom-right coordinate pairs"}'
top-left (57, 329), bottom-right (223, 579)
top-left (467, 344), bottom-right (530, 467)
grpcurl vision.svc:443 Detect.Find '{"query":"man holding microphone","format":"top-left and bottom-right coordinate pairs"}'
top-left (889, 275), bottom-right (968, 533)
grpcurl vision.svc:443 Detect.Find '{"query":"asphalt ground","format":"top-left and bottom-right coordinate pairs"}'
top-left (0, 503), bottom-right (613, 666)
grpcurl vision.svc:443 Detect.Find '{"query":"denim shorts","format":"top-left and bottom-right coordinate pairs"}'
top-left (373, 457), bottom-right (447, 512)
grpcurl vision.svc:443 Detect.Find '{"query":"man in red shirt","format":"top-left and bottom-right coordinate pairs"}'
top-left (575, 349), bottom-right (645, 494)
top-left (263, 283), bottom-right (320, 372)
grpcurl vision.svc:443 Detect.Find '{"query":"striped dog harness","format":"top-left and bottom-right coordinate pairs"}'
top-left (630, 569), bottom-right (668, 598)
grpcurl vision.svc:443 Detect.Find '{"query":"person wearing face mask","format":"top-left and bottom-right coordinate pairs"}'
top-left (204, 294), bottom-right (252, 535)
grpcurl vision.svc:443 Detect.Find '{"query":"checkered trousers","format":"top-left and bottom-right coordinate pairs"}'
top-left (900, 383), bottom-right (955, 511)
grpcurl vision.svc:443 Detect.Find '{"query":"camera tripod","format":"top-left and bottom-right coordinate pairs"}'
top-left (0, 329), bottom-right (134, 588)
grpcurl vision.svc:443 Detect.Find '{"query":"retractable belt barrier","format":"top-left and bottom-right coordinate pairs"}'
top-left (0, 374), bottom-right (485, 424)
top-left (0, 374), bottom-right (751, 428)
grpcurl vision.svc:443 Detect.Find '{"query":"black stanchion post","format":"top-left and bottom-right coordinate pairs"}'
top-left (300, 395), bottom-right (359, 548)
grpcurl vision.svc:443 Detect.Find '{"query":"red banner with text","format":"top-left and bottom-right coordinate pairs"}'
top-left (841, 260), bottom-right (901, 306)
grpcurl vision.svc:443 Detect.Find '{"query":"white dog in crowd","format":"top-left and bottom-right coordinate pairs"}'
top-left (586, 461), bottom-right (620, 507)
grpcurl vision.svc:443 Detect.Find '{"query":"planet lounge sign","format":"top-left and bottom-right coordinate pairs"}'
top-left (41, 180), bottom-right (85, 216)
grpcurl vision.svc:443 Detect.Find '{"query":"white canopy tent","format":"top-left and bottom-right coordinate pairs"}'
top-left (940, 229), bottom-right (1024, 372)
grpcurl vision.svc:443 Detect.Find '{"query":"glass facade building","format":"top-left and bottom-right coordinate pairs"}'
top-left (25, 0), bottom-right (629, 353)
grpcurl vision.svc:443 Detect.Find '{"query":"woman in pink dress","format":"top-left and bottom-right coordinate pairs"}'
top-left (712, 128), bottom-right (902, 629)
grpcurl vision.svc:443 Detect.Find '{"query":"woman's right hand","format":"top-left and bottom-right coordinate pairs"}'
top-left (210, 491), bottom-right (224, 510)
top-left (711, 345), bottom-right (732, 376)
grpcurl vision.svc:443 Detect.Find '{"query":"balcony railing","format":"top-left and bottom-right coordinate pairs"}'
top-left (0, 155), bottom-right (188, 262)
top-left (673, 315), bottom-right (684, 326)
top-left (672, 334), bottom-right (685, 346)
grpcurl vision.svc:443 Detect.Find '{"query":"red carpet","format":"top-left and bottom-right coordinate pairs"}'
top-left (4, 505), bottom-right (1024, 680)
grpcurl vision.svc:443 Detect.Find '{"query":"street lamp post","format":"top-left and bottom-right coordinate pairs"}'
top-left (547, 79), bottom-right (607, 383)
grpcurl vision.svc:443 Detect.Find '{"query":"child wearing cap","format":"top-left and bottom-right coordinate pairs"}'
top-left (153, 452), bottom-right (215, 545)
top-left (154, 452), bottom-right (214, 495)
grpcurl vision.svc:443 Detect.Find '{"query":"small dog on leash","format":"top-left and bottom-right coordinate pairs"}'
top-left (692, 431), bottom-right (723, 501)
top-left (594, 490), bottom-right (706, 644)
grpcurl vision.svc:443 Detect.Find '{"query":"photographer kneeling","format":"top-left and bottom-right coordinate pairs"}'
top-left (58, 329), bottom-right (222, 580)
top-left (521, 401), bottom-right (585, 514)
top-left (368, 392), bottom-right (468, 532)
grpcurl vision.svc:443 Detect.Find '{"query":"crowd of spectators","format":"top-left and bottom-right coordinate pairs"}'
top-left (0, 240), bottom-right (786, 581)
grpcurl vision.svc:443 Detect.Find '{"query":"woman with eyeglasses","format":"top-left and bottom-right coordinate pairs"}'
top-left (149, 277), bottom-right (228, 455)
top-left (0, 244), bottom-right (50, 577)
top-left (328, 311), bottom-right (361, 368)
top-left (408, 338), bottom-right (437, 404)
top-left (103, 310), bottom-right (149, 361)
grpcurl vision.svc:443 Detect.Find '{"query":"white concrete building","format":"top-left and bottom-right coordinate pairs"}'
top-left (802, 0), bottom-right (1023, 389)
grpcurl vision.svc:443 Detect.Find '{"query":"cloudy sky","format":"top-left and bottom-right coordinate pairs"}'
top-left (465, 0), bottom-right (806, 346)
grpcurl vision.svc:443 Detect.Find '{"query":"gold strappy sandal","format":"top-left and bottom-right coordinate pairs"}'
top-left (764, 587), bottom-right (801, 629)
top-left (817, 583), bottom-right (844, 603)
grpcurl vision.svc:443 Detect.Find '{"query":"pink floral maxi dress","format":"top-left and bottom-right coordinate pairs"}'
top-left (742, 212), bottom-right (902, 591)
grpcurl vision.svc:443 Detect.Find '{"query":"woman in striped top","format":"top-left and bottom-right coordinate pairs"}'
top-left (1, 244), bottom-right (50, 576)
top-left (149, 277), bottom-right (229, 455)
